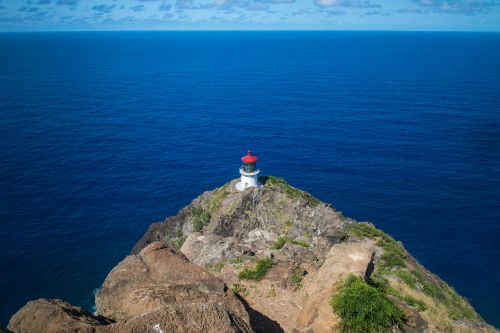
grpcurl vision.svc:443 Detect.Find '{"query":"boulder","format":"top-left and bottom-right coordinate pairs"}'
top-left (95, 242), bottom-right (248, 324)
top-left (7, 299), bottom-right (112, 333)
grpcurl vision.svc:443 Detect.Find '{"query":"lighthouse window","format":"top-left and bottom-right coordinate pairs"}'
top-left (242, 162), bottom-right (256, 172)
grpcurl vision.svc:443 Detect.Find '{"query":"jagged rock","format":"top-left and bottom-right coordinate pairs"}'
top-left (103, 303), bottom-right (254, 333)
top-left (96, 241), bottom-right (248, 323)
top-left (131, 206), bottom-right (191, 255)
top-left (7, 299), bottom-right (112, 333)
top-left (273, 242), bottom-right (318, 265)
top-left (181, 233), bottom-right (246, 266)
top-left (132, 179), bottom-right (347, 264)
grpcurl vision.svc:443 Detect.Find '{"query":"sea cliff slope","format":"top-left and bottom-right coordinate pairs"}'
top-left (6, 177), bottom-right (498, 333)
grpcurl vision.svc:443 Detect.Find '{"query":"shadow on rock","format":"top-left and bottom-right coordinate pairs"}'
top-left (236, 295), bottom-right (284, 333)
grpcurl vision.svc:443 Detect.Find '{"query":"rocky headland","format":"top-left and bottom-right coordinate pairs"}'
top-left (5, 177), bottom-right (498, 333)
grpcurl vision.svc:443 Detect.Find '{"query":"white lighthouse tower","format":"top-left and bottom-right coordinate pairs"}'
top-left (236, 150), bottom-right (261, 191)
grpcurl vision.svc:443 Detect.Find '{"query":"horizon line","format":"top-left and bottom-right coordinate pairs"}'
top-left (1, 28), bottom-right (500, 33)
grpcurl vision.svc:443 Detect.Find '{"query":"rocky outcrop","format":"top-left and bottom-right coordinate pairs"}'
top-left (7, 177), bottom-right (498, 333)
top-left (8, 242), bottom-right (253, 333)
top-left (8, 300), bottom-right (253, 333)
top-left (7, 299), bottom-right (112, 333)
top-left (106, 303), bottom-right (253, 333)
top-left (131, 178), bottom-right (348, 263)
top-left (95, 242), bottom-right (248, 323)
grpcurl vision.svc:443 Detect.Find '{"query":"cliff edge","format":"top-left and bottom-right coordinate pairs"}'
top-left (6, 177), bottom-right (498, 333)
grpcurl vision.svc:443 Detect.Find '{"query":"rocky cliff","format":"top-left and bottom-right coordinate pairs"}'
top-left (6, 177), bottom-right (498, 333)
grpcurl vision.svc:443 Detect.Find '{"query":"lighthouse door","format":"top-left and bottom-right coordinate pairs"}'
top-left (245, 182), bottom-right (248, 188)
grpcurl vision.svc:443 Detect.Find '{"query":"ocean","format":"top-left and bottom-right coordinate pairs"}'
top-left (0, 31), bottom-right (499, 327)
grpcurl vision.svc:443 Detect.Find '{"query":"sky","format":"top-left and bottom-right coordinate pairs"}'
top-left (0, 0), bottom-right (499, 31)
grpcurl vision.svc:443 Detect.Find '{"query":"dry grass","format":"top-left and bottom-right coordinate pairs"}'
top-left (389, 280), bottom-right (497, 333)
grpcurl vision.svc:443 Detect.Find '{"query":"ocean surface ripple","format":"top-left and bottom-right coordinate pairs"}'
top-left (0, 31), bottom-right (499, 327)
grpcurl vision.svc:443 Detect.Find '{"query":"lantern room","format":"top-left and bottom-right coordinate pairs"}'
top-left (241, 150), bottom-right (258, 173)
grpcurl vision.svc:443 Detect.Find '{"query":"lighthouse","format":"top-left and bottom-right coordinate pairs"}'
top-left (236, 150), bottom-right (261, 191)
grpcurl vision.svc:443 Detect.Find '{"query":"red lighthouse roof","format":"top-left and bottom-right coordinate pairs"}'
top-left (241, 150), bottom-right (258, 163)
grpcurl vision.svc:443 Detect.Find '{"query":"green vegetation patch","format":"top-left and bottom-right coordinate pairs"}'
top-left (164, 228), bottom-right (187, 250)
top-left (204, 183), bottom-right (230, 215)
top-left (232, 283), bottom-right (249, 297)
top-left (274, 236), bottom-right (310, 250)
top-left (228, 256), bottom-right (245, 265)
top-left (347, 222), bottom-right (407, 272)
top-left (402, 295), bottom-right (428, 312)
top-left (290, 239), bottom-right (310, 248)
top-left (192, 206), bottom-right (211, 232)
top-left (274, 236), bottom-right (287, 249)
top-left (205, 261), bottom-right (225, 272)
top-left (411, 268), bottom-right (475, 320)
top-left (331, 275), bottom-right (406, 333)
top-left (262, 176), bottom-right (321, 207)
top-left (347, 222), bottom-right (476, 321)
top-left (291, 271), bottom-right (304, 289)
top-left (396, 269), bottom-right (416, 289)
top-left (239, 257), bottom-right (273, 281)
top-left (282, 220), bottom-right (293, 235)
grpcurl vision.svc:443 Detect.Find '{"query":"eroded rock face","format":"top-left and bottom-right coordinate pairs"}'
top-left (181, 229), bottom-right (279, 267)
top-left (181, 233), bottom-right (245, 266)
top-left (7, 299), bottom-right (112, 333)
top-left (8, 300), bottom-right (254, 333)
top-left (131, 179), bottom-right (348, 263)
top-left (95, 242), bottom-right (248, 323)
top-left (131, 205), bottom-right (191, 255)
top-left (105, 303), bottom-right (253, 333)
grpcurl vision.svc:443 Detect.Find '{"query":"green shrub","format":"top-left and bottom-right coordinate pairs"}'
top-left (378, 239), bottom-right (406, 270)
top-left (331, 275), bottom-right (406, 333)
top-left (291, 271), bottom-right (304, 289)
top-left (239, 257), bottom-right (273, 281)
top-left (165, 228), bottom-right (187, 250)
top-left (346, 222), bottom-right (384, 239)
top-left (192, 206), bottom-right (211, 232)
top-left (290, 239), bottom-right (309, 248)
top-left (402, 295), bottom-right (428, 312)
top-left (274, 236), bottom-right (287, 250)
top-left (262, 176), bottom-right (321, 207)
top-left (396, 270), bottom-right (416, 289)
top-left (274, 237), bottom-right (309, 250)
top-left (232, 283), bottom-right (249, 297)
top-left (348, 223), bottom-right (476, 321)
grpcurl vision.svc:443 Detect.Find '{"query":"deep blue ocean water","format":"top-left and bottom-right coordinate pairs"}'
top-left (0, 31), bottom-right (499, 328)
